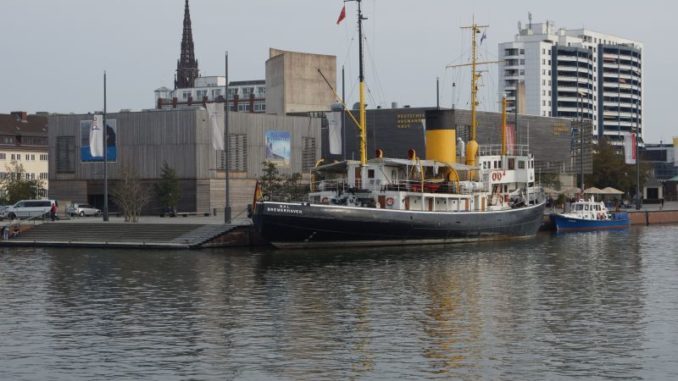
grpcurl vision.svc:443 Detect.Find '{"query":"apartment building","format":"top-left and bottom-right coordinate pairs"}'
top-left (499, 19), bottom-right (642, 147)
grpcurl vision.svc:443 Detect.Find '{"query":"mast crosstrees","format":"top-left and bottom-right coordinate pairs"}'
top-left (447, 19), bottom-right (503, 168)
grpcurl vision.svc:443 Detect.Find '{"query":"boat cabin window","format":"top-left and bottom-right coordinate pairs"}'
top-left (576, 204), bottom-right (583, 211)
top-left (508, 158), bottom-right (515, 170)
top-left (368, 169), bottom-right (375, 179)
top-left (518, 160), bottom-right (525, 169)
top-left (584, 205), bottom-right (589, 211)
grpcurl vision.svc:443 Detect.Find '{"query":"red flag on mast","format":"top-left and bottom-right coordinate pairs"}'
top-left (336, 5), bottom-right (346, 24)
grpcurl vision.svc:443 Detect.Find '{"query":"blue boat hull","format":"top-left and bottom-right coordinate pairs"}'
top-left (549, 212), bottom-right (629, 232)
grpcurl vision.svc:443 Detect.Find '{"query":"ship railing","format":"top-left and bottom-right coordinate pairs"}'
top-left (383, 180), bottom-right (458, 194)
top-left (314, 179), bottom-right (350, 193)
top-left (479, 144), bottom-right (531, 156)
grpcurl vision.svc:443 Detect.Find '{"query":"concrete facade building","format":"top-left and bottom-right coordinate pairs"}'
top-left (318, 107), bottom-right (590, 177)
top-left (498, 19), bottom-right (643, 148)
top-left (48, 108), bottom-right (321, 216)
top-left (265, 48), bottom-right (336, 115)
top-left (0, 112), bottom-right (49, 198)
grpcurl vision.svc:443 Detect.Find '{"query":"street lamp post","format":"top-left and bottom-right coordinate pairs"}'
top-left (577, 91), bottom-right (584, 192)
top-left (635, 93), bottom-right (641, 210)
top-left (103, 71), bottom-right (109, 222)
top-left (224, 51), bottom-right (231, 223)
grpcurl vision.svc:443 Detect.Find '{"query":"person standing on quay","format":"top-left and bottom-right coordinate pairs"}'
top-left (50, 202), bottom-right (57, 221)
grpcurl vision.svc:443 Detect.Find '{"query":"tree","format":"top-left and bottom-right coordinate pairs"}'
top-left (539, 172), bottom-right (562, 190)
top-left (0, 161), bottom-right (44, 204)
top-left (259, 161), bottom-right (307, 202)
top-left (259, 161), bottom-right (283, 200)
top-left (111, 165), bottom-right (149, 222)
top-left (586, 137), bottom-right (650, 199)
top-left (154, 161), bottom-right (180, 216)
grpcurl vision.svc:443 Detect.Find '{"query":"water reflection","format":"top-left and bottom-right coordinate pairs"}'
top-left (0, 227), bottom-right (676, 380)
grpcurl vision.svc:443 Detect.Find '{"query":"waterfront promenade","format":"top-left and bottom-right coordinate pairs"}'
top-left (1, 202), bottom-right (676, 249)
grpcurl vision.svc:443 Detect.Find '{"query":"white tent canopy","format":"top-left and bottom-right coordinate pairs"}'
top-left (584, 187), bottom-right (603, 194)
top-left (601, 186), bottom-right (624, 195)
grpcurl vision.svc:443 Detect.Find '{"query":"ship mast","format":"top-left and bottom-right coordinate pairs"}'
top-left (354, 0), bottom-right (367, 166)
top-left (447, 19), bottom-right (502, 168)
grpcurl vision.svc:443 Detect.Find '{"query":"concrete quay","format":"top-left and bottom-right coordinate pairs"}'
top-left (0, 214), bottom-right (255, 249)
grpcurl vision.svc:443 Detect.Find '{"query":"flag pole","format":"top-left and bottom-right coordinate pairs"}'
top-left (103, 71), bottom-right (109, 222)
top-left (224, 51), bottom-right (231, 223)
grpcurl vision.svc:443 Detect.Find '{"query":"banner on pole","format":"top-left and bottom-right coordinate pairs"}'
top-left (207, 103), bottom-right (225, 150)
top-left (624, 132), bottom-right (637, 165)
top-left (327, 111), bottom-right (342, 155)
top-left (89, 114), bottom-right (104, 157)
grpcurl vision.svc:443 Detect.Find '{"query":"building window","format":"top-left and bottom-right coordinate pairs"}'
top-left (220, 134), bottom-right (247, 172)
top-left (40, 172), bottom-right (48, 180)
top-left (0, 153), bottom-right (5, 160)
top-left (40, 154), bottom-right (48, 160)
top-left (56, 136), bottom-right (76, 173)
top-left (302, 137), bottom-right (316, 172)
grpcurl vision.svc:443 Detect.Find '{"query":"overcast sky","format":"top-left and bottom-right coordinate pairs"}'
top-left (2, 0), bottom-right (676, 143)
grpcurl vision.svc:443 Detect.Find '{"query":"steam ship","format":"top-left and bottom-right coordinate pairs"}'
top-left (252, 5), bottom-right (546, 248)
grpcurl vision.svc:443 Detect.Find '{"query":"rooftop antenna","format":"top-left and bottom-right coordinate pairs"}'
top-left (528, 12), bottom-right (533, 31)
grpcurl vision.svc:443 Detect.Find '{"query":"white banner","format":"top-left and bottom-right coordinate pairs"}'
top-left (206, 103), bottom-right (224, 150)
top-left (624, 132), bottom-right (637, 165)
top-left (506, 124), bottom-right (516, 155)
top-left (327, 111), bottom-right (342, 155)
top-left (89, 114), bottom-right (104, 157)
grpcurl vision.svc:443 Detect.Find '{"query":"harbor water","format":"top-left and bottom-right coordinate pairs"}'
top-left (1, 225), bottom-right (677, 380)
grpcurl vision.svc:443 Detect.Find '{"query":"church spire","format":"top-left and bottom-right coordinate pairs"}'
top-left (175, 0), bottom-right (199, 89)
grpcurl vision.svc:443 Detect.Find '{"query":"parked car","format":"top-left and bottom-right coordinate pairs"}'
top-left (1, 199), bottom-right (57, 220)
top-left (66, 203), bottom-right (101, 217)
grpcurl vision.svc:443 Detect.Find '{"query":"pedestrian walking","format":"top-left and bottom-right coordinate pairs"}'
top-left (50, 202), bottom-right (57, 221)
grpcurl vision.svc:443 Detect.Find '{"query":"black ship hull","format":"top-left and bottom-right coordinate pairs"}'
top-left (253, 201), bottom-right (546, 249)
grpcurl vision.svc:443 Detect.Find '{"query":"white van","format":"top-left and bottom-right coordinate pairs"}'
top-left (3, 199), bottom-right (57, 220)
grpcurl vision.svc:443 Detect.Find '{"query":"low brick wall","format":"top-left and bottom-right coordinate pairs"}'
top-left (629, 210), bottom-right (678, 225)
